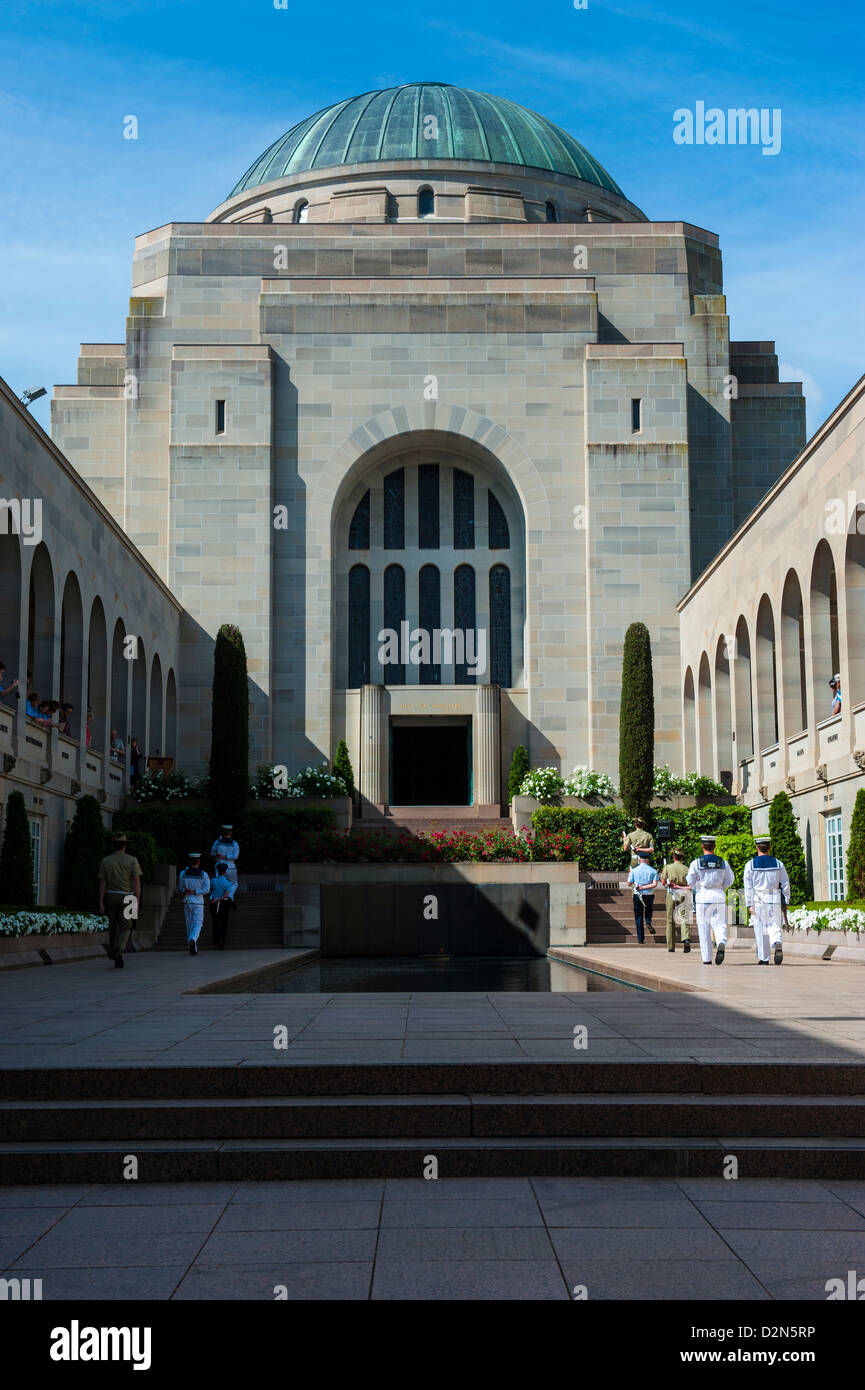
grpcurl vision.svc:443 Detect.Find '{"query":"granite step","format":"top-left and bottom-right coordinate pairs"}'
top-left (3, 1136), bottom-right (865, 1182)
top-left (3, 1093), bottom-right (865, 1142)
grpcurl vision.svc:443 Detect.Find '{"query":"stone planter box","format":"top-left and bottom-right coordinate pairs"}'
top-left (287, 861), bottom-right (584, 951)
top-left (0, 929), bottom-right (109, 970)
top-left (512, 793), bottom-right (737, 834)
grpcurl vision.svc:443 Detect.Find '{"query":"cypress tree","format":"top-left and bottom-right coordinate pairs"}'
top-left (209, 624), bottom-right (250, 823)
top-left (333, 740), bottom-right (355, 798)
top-left (846, 788), bottom-right (865, 902)
top-left (618, 622), bottom-right (655, 820)
top-left (0, 790), bottom-right (35, 908)
top-left (508, 745), bottom-right (530, 802)
top-left (60, 795), bottom-right (105, 912)
top-left (767, 791), bottom-right (811, 906)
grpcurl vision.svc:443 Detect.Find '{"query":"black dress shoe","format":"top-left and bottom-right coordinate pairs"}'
top-left (758, 959), bottom-right (768, 965)
top-left (683, 940), bottom-right (691, 953)
top-left (715, 944), bottom-right (725, 965)
top-left (774, 943), bottom-right (783, 965)
top-left (114, 955), bottom-right (124, 969)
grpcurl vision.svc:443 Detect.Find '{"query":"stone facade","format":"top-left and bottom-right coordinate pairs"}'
top-left (678, 374), bottom-right (865, 900)
top-left (0, 376), bottom-right (182, 904)
top-left (49, 110), bottom-right (806, 809)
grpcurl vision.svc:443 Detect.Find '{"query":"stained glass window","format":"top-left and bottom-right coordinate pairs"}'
top-left (454, 564), bottom-right (476, 685)
top-left (453, 469), bottom-right (475, 549)
top-left (489, 564), bottom-right (511, 687)
top-left (383, 564), bottom-right (406, 686)
top-left (418, 564), bottom-right (440, 684)
top-left (348, 565), bottom-right (370, 688)
top-left (348, 491), bottom-right (370, 550)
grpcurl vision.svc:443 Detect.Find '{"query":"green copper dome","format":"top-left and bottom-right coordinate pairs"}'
top-left (229, 83), bottom-right (624, 198)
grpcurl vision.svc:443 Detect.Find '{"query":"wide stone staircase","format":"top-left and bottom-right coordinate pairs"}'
top-left (3, 1062), bottom-right (865, 1182)
top-left (584, 872), bottom-right (671, 946)
top-left (156, 884), bottom-right (284, 951)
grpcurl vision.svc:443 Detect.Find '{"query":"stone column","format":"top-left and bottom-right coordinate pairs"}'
top-left (360, 684), bottom-right (388, 816)
top-left (475, 683), bottom-right (501, 814)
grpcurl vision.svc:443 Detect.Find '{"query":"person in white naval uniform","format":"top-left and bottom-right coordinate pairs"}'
top-left (686, 833), bottom-right (734, 965)
top-left (744, 832), bottom-right (790, 966)
top-left (210, 825), bottom-right (240, 887)
top-left (178, 852), bottom-right (211, 956)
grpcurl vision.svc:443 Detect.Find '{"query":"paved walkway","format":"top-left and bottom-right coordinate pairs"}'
top-left (1, 949), bottom-right (865, 1066)
top-left (3, 1175), bottom-right (865, 1299)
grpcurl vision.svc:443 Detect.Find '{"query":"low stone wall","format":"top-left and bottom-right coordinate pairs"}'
top-left (287, 862), bottom-right (584, 953)
top-left (0, 930), bottom-right (109, 970)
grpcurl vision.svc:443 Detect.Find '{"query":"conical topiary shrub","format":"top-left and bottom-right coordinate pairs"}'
top-left (846, 788), bottom-right (865, 902)
top-left (619, 622), bottom-right (655, 820)
top-left (60, 795), bottom-right (106, 912)
top-left (508, 745), bottom-right (530, 803)
top-left (0, 789), bottom-right (35, 907)
top-left (209, 624), bottom-right (250, 824)
top-left (767, 790), bottom-right (811, 906)
top-left (333, 740), bottom-right (355, 799)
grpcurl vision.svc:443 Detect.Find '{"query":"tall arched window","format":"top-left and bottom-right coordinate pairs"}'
top-left (294, 200), bottom-right (309, 224)
top-left (488, 491), bottom-right (509, 549)
top-left (454, 564), bottom-right (476, 685)
top-left (489, 564), bottom-right (511, 687)
top-left (810, 540), bottom-right (840, 707)
top-left (418, 187), bottom-right (434, 217)
top-left (846, 521), bottom-right (865, 707)
top-left (714, 636), bottom-right (733, 782)
top-left (545, 201), bottom-right (558, 223)
top-left (348, 565), bottom-right (370, 688)
top-left (418, 465), bottom-right (439, 549)
top-left (0, 517), bottom-right (21, 706)
top-left (697, 652), bottom-right (713, 775)
top-left (383, 469), bottom-right (404, 549)
top-left (349, 491), bottom-right (370, 550)
top-left (383, 564), bottom-right (406, 686)
top-left (734, 616), bottom-right (754, 759)
top-left (418, 565), bottom-right (440, 684)
top-left (453, 469), bottom-right (474, 549)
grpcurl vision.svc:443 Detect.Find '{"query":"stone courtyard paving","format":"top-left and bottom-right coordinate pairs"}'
top-left (4, 1176), bottom-right (865, 1300)
top-left (2, 948), bottom-right (865, 1299)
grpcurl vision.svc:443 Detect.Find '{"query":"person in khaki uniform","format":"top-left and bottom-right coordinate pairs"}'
top-left (98, 832), bottom-right (141, 969)
top-left (659, 846), bottom-right (692, 953)
top-left (622, 816), bottom-right (654, 867)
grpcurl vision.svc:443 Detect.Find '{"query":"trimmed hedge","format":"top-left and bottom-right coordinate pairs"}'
top-left (122, 803), bottom-right (335, 872)
top-left (0, 789), bottom-right (35, 908)
top-left (531, 803), bottom-right (752, 872)
top-left (846, 789), bottom-right (865, 902)
top-left (714, 833), bottom-right (757, 890)
top-left (619, 622), bottom-right (654, 819)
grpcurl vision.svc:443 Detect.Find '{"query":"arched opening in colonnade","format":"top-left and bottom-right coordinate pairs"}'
top-left (714, 636), bottom-right (733, 781)
top-left (87, 598), bottom-right (108, 750)
top-left (781, 569), bottom-right (808, 735)
top-left (27, 543), bottom-right (55, 704)
top-left (755, 595), bottom-right (779, 752)
top-left (845, 521), bottom-right (865, 709)
top-left (810, 540), bottom-right (840, 719)
top-left (110, 619), bottom-right (129, 754)
top-left (165, 669), bottom-right (177, 762)
top-left (697, 652), bottom-right (713, 774)
top-left (683, 666), bottom-right (696, 770)
top-left (149, 654), bottom-right (164, 756)
top-left (0, 523), bottom-right (21, 703)
top-left (733, 616), bottom-right (754, 760)
top-left (59, 574), bottom-right (84, 739)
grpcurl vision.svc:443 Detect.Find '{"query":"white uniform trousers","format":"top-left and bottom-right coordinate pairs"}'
top-left (751, 893), bottom-right (783, 962)
top-left (696, 891), bottom-right (728, 962)
top-left (183, 898), bottom-right (205, 943)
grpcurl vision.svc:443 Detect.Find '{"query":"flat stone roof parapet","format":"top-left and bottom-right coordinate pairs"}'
top-left (259, 276), bottom-right (596, 295)
top-left (79, 343), bottom-right (125, 355)
top-left (134, 218), bottom-right (719, 248)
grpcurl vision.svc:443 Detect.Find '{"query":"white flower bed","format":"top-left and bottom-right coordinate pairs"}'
top-left (563, 766), bottom-right (617, 799)
top-left (0, 911), bottom-right (106, 938)
top-left (253, 763), bottom-right (349, 799)
top-left (519, 767), bottom-right (565, 801)
top-left (788, 906), bottom-right (865, 934)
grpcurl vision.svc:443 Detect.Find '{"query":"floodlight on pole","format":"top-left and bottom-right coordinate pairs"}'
top-left (20, 386), bottom-right (47, 408)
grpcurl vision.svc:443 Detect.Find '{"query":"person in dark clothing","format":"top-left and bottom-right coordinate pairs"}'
top-left (129, 735), bottom-right (144, 785)
top-left (208, 861), bottom-right (237, 950)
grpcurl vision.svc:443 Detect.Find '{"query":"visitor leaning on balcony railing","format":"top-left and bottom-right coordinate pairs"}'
top-left (0, 662), bottom-right (19, 705)
top-left (110, 728), bottom-right (125, 763)
top-left (57, 703), bottom-right (73, 737)
top-left (25, 691), bottom-right (51, 724)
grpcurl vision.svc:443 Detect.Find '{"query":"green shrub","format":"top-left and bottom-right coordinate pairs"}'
top-left (714, 833), bottom-right (756, 889)
top-left (0, 790), bottom-right (35, 907)
top-left (209, 624), bottom-right (250, 822)
top-left (123, 803), bottom-right (335, 873)
top-left (532, 804), bottom-right (751, 872)
top-left (507, 746), bottom-right (530, 803)
top-left (846, 789), bottom-right (865, 902)
top-left (60, 795), bottom-right (106, 913)
top-left (619, 622), bottom-right (654, 819)
top-left (768, 791), bottom-right (811, 906)
top-left (333, 741), bottom-right (355, 799)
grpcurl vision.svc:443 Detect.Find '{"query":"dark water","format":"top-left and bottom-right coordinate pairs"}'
top-left (233, 956), bottom-right (641, 994)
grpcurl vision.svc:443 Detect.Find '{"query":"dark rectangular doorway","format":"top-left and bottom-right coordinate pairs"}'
top-left (391, 722), bottom-right (470, 805)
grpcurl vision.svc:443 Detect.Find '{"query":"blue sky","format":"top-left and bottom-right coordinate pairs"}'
top-left (0, 0), bottom-right (861, 434)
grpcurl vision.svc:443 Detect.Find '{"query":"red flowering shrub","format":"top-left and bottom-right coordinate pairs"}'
top-left (292, 827), bottom-right (582, 864)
